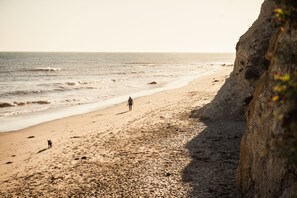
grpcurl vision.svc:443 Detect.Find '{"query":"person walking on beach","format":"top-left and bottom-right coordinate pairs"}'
top-left (127, 97), bottom-right (133, 111)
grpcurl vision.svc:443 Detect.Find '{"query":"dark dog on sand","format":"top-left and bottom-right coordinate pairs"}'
top-left (47, 140), bottom-right (52, 148)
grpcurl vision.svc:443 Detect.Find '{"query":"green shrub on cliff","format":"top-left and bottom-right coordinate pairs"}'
top-left (273, 0), bottom-right (297, 168)
top-left (274, 73), bottom-right (297, 167)
top-left (274, 0), bottom-right (297, 27)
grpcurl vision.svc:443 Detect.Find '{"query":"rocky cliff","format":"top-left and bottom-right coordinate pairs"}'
top-left (237, 27), bottom-right (297, 197)
top-left (234, 0), bottom-right (297, 197)
top-left (237, 1), bottom-right (297, 196)
top-left (191, 0), bottom-right (297, 197)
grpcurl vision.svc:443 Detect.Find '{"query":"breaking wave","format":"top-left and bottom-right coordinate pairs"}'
top-left (0, 100), bottom-right (51, 108)
top-left (0, 84), bottom-right (98, 97)
top-left (28, 67), bottom-right (62, 72)
top-left (1, 89), bottom-right (49, 96)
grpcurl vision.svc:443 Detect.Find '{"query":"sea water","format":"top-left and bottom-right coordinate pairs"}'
top-left (0, 52), bottom-right (234, 132)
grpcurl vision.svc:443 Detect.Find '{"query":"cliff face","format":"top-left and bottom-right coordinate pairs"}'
top-left (191, 0), bottom-right (297, 196)
top-left (190, 0), bottom-right (277, 121)
top-left (236, 0), bottom-right (297, 197)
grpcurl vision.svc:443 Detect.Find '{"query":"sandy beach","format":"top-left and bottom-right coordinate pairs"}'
top-left (0, 66), bottom-right (243, 197)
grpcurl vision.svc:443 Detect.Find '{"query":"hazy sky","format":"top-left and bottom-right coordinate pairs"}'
top-left (0, 0), bottom-right (263, 52)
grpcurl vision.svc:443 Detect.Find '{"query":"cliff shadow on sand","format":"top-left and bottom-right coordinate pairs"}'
top-left (181, 59), bottom-right (247, 198)
top-left (182, 118), bottom-right (245, 197)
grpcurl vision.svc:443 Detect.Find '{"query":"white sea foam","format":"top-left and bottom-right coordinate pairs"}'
top-left (30, 67), bottom-right (62, 72)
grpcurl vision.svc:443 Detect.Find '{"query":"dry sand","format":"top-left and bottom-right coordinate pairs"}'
top-left (0, 66), bottom-right (243, 197)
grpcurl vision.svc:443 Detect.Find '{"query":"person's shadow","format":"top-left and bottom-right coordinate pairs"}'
top-left (116, 111), bottom-right (129, 115)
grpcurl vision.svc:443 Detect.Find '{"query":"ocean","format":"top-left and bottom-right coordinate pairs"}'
top-left (0, 52), bottom-right (234, 132)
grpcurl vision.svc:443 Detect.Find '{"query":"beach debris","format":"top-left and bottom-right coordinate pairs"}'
top-left (74, 158), bottom-right (80, 160)
top-left (27, 136), bottom-right (35, 139)
top-left (212, 80), bottom-right (219, 83)
top-left (6, 161), bottom-right (13, 164)
top-left (148, 81), bottom-right (157, 85)
top-left (220, 63), bottom-right (234, 67)
top-left (81, 156), bottom-right (87, 160)
top-left (70, 136), bottom-right (81, 139)
top-left (11, 155), bottom-right (16, 157)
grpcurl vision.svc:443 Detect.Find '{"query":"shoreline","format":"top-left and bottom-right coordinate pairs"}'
top-left (0, 65), bottom-right (222, 133)
top-left (0, 66), bottom-right (239, 197)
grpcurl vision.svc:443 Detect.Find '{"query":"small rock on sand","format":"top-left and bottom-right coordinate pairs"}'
top-left (27, 136), bottom-right (35, 139)
top-left (148, 81), bottom-right (157, 85)
top-left (70, 136), bottom-right (81, 139)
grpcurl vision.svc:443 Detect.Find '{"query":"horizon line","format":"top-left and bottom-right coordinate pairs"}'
top-left (0, 50), bottom-right (235, 54)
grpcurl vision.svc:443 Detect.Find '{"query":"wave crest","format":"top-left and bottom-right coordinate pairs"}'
top-left (0, 100), bottom-right (51, 108)
top-left (1, 89), bottom-right (48, 96)
top-left (29, 67), bottom-right (62, 72)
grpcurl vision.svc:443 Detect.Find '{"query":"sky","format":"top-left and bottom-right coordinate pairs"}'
top-left (0, 0), bottom-right (263, 53)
